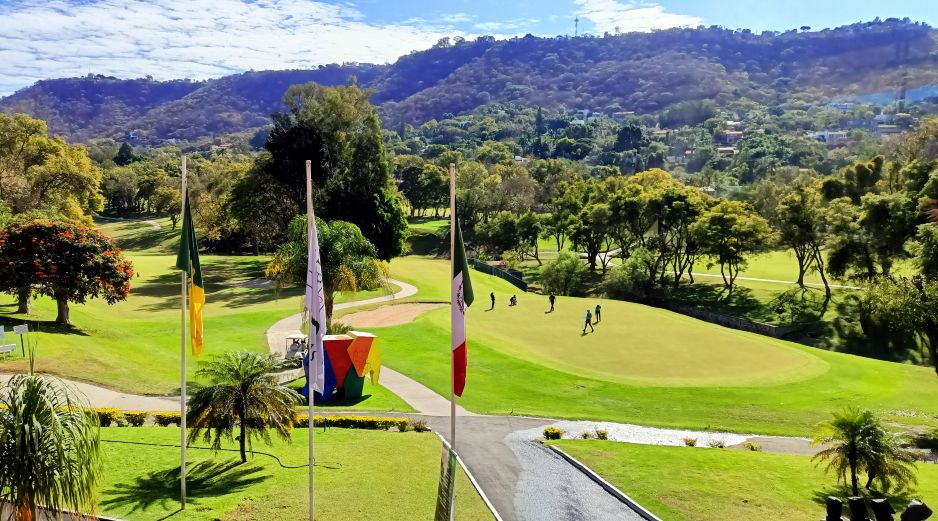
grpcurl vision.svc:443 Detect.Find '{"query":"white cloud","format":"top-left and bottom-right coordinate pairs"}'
top-left (574, 0), bottom-right (703, 34)
top-left (0, 0), bottom-right (472, 96)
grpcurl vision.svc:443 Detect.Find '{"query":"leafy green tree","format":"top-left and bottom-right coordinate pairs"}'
top-left (516, 212), bottom-right (544, 264)
top-left (914, 224), bottom-right (938, 278)
top-left (151, 185), bottom-right (181, 230)
top-left (827, 193), bottom-right (917, 281)
top-left (0, 373), bottom-right (102, 520)
top-left (0, 221), bottom-right (133, 323)
top-left (262, 83), bottom-right (407, 260)
top-left (691, 200), bottom-right (773, 290)
top-left (265, 216), bottom-right (388, 318)
top-left (541, 252), bottom-right (587, 296)
top-left (227, 154), bottom-right (296, 254)
top-left (864, 276), bottom-right (938, 375)
top-left (776, 179), bottom-right (832, 296)
top-left (474, 211), bottom-right (520, 256)
top-left (187, 352), bottom-right (301, 463)
top-left (113, 142), bottom-right (138, 166)
top-left (813, 408), bottom-right (917, 496)
top-left (532, 106), bottom-right (549, 158)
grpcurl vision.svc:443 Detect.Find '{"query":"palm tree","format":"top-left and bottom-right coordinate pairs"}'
top-left (187, 351), bottom-right (301, 463)
top-left (0, 374), bottom-right (102, 520)
top-left (813, 408), bottom-right (917, 496)
top-left (266, 215), bottom-right (389, 319)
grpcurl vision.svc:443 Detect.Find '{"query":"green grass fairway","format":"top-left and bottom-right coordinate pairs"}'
top-left (98, 427), bottom-right (493, 520)
top-left (373, 259), bottom-right (938, 435)
top-left (551, 440), bottom-right (938, 521)
top-left (387, 255), bottom-right (521, 304)
top-left (0, 219), bottom-right (395, 396)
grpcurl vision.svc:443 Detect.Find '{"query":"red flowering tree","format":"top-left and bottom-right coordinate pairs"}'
top-left (0, 221), bottom-right (133, 325)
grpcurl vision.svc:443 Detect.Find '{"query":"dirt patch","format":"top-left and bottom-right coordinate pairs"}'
top-left (341, 303), bottom-right (445, 327)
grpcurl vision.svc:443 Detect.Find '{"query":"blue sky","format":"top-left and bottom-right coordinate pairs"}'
top-left (0, 0), bottom-right (935, 96)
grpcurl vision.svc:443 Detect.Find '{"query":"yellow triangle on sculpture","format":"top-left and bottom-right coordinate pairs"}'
top-left (362, 338), bottom-right (382, 385)
top-left (347, 331), bottom-right (375, 377)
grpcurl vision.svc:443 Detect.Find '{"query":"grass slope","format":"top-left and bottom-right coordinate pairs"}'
top-left (551, 440), bottom-right (938, 521)
top-left (372, 260), bottom-right (938, 435)
top-left (0, 219), bottom-right (394, 396)
top-left (98, 427), bottom-right (492, 520)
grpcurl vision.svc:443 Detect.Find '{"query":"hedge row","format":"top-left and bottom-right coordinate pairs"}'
top-left (86, 409), bottom-right (429, 432)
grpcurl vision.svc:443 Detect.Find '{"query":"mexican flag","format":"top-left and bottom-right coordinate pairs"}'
top-left (451, 215), bottom-right (473, 397)
top-left (175, 193), bottom-right (204, 356)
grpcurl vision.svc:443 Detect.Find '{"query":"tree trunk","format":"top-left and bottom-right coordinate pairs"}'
top-left (850, 461), bottom-right (859, 496)
top-left (55, 297), bottom-right (70, 325)
top-left (238, 406), bottom-right (247, 463)
top-left (325, 293), bottom-right (335, 324)
top-left (16, 288), bottom-right (31, 314)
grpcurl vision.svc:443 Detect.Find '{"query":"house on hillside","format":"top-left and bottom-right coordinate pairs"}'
top-left (612, 111), bottom-right (635, 123)
top-left (715, 130), bottom-right (744, 146)
top-left (717, 146), bottom-right (738, 157)
top-left (807, 130), bottom-right (849, 147)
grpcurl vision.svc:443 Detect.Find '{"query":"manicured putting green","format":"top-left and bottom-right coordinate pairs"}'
top-left (449, 296), bottom-right (827, 386)
top-left (551, 440), bottom-right (938, 521)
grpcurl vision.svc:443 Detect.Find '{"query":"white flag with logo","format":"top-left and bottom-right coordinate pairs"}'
top-left (305, 186), bottom-right (326, 393)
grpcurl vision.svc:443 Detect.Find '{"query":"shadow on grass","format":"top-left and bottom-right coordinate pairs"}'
top-left (313, 394), bottom-right (373, 408)
top-left (0, 315), bottom-right (89, 337)
top-left (811, 484), bottom-right (919, 513)
top-left (102, 459), bottom-right (269, 518)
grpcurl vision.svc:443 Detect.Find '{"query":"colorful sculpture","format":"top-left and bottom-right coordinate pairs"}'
top-left (301, 331), bottom-right (381, 402)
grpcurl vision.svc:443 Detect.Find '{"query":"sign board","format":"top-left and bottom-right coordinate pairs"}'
top-left (12, 325), bottom-right (28, 335)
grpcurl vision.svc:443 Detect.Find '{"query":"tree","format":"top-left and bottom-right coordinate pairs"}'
top-left (0, 373), bottom-right (102, 520)
top-left (113, 142), bottom-right (138, 166)
top-left (516, 212), bottom-right (544, 264)
top-left (813, 408), bottom-right (917, 496)
top-left (187, 352), bottom-right (301, 463)
top-left (265, 216), bottom-right (388, 319)
top-left (691, 200), bottom-right (773, 290)
top-left (532, 106), bottom-right (549, 159)
top-left (864, 276), bottom-right (938, 375)
top-left (541, 252), bottom-right (587, 296)
top-left (474, 211), bottom-right (520, 257)
top-left (0, 221), bottom-right (133, 324)
top-left (261, 83), bottom-right (407, 260)
top-left (776, 179), bottom-right (832, 297)
top-left (151, 185), bottom-right (181, 230)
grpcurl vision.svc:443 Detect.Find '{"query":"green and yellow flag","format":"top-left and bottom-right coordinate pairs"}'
top-left (175, 193), bottom-right (204, 356)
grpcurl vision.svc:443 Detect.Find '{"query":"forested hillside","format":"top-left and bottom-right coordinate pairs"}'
top-left (2, 19), bottom-right (936, 143)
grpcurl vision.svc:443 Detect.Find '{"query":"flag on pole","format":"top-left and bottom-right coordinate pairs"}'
top-left (305, 180), bottom-right (327, 394)
top-left (451, 214), bottom-right (473, 397)
top-left (175, 193), bottom-right (204, 356)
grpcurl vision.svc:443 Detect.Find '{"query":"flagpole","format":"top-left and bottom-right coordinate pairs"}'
top-left (306, 160), bottom-right (315, 521)
top-left (179, 155), bottom-right (188, 509)
top-left (449, 162), bottom-right (457, 455)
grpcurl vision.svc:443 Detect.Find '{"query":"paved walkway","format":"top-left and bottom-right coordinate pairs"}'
top-left (0, 374), bottom-right (179, 411)
top-left (690, 272), bottom-right (860, 290)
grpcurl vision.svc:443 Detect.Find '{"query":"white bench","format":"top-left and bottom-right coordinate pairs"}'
top-left (0, 344), bottom-right (15, 356)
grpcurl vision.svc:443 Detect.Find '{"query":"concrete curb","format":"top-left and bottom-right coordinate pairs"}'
top-left (436, 433), bottom-right (504, 521)
top-left (549, 445), bottom-right (663, 521)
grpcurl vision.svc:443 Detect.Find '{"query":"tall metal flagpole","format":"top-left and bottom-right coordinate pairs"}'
top-left (449, 163), bottom-right (457, 455)
top-left (306, 160), bottom-right (315, 521)
top-left (180, 155), bottom-right (188, 508)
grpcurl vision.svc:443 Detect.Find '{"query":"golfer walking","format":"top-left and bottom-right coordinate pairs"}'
top-left (594, 303), bottom-right (602, 324)
top-left (490, 291), bottom-right (495, 310)
top-left (583, 309), bottom-right (594, 333)
top-left (549, 293), bottom-right (556, 312)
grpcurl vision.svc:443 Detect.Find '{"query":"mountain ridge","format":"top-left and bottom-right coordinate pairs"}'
top-left (2, 19), bottom-right (936, 143)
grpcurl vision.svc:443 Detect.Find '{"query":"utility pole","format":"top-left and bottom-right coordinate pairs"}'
top-left (575, 17), bottom-right (579, 37)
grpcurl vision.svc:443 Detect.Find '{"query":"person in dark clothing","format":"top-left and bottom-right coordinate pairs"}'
top-left (490, 292), bottom-right (495, 310)
top-left (594, 303), bottom-right (602, 324)
top-left (509, 295), bottom-right (517, 306)
top-left (583, 309), bottom-right (594, 333)
top-left (548, 294), bottom-right (556, 312)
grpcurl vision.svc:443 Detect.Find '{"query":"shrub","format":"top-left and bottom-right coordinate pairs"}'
top-left (544, 427), bottom-right (563, 440)
top-left (595, 429), bottom-right (609, 440)
top-left (397, 419), bottom-right (410, 432)
top-left (683, 438), bottom-right (697, 447)
top-left (293, 413), bottom-right (310, 428)
top-left (603, 247), bottom-right (654, 300)
top-left (708, 439), bottom-right (726, 449)
top-left (743, 441), bottom-right (762, 452)
top-left (94, 408), bottom-right (122, 427)
top-left (412, 419), bottom-right (430, 433)
top-left (123, 411), bottom-right (148, 427)
top-left (580, 431), bottom-right (593, 439)
top-left (327, 320), bottom-right (353, 335)
top-left (541, 252), bottom-right (587, 296)
top-left (153, 411), bottom-right (182, 427)
top-left (292, 414), bottom-right (408, 431)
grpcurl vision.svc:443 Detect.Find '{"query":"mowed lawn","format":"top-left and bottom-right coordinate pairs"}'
top-left (98, 427), bottom-right (493, 521)
top-left (0, 219), bottom-right (396, 396)
top-left (373, 260), bottom-right (938, 436)
top-left (551, 440), bottom-right (938, 521)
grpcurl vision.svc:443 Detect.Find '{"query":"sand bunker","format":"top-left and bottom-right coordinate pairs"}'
top-left (342, 303), bottom-right (444, 327)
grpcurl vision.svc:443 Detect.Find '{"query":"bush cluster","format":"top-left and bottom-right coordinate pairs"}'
top-left (93, 408), bottom-right (122, 427)
top-left (743, 441), bottom-right (762, 452)
top-left (153, 411), bottom-right (182, 427)
top-left (595, 429), bottom-right (609, 440)
top-left (543, 426), bottom-right (563, 440)
top-left (292, 414), bottom-right (416, 431)
top-left (683, 437), bottom-right (697, 447)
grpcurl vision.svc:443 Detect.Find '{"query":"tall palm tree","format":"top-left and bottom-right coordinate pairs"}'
top-left (813, 408), bottom-right (917, 496)
top-left (187, 352), bottom-right (301, 463)
top-left (0, 374), bottom-right (102, 520)
top-left (266, 215), bottom-right (389, 319)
